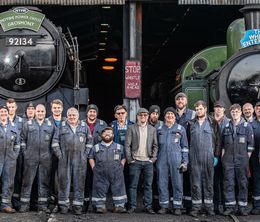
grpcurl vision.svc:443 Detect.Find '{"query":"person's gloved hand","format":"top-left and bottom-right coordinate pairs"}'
top-left (213, 157), bottom-right (218, 167)
top-left (179, 163), bottom-right (187, 173)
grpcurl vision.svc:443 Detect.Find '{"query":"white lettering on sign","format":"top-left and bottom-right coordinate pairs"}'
top-left (241, 29), bottom-right (260, 48)
top-left (125, 65), bottom-right (141, 74)
top-left (124, 60), bottom-right (141, 98)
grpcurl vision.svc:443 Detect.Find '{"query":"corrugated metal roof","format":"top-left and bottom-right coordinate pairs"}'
top-left (0, 0), bottom-right (125, 5)
top-left (178, 0), bottom-right (260, 4)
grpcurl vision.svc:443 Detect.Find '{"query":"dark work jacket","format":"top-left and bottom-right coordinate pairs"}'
top-left (187, 115), bottom-right (221, 157)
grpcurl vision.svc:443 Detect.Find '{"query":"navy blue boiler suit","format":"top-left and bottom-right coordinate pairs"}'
top-left (20, 119), bottom-right (55, 208)
top-left (89, 142), bottom-right (127, 208)
top-left (52, 121), bottom-right (93, 208)
top-left (213, 115), bottom-right (230, 210)
top-left (176, 108), bottom-right (195, 205)
top-left (156, 123), bottom-right (188, 209)
top-left (0, 121), bottom-right (20, 208)
top-left (222, 120), bottom-right (254, 210)
top-left (85, 119), bottom-right (107, 204)
top-left (189, 118), bottom-right (219, 210)
top-left (251, 119), bottom-right (260, 209)
top-left (47, 116), bottom-right (66, 204)
top-left (12, 116), bottom-right (23, 203)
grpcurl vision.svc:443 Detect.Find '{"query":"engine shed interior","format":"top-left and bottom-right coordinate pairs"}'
top-left (0, 3), bottom-right (242, 121)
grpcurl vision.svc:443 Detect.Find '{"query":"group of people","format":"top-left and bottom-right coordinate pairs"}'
top-left (0, 94), bottom-right (259, 217)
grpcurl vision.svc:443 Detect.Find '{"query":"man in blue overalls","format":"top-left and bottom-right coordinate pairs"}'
top-left (52, 107), bottom-right (93, 215)
top-left (251, 102), bottom-right (260, 215)
top-left (187, 100), bottom-right (221, 217)
top-left (212, 100), bottom-right (230, 214)
top-left (85, 104), bottom-right (107, 212)
top-left (0, 105), bottom-right (20, 213)
top-left (6, 98), bottom-right (23, 211)
top-left (175, 92), bottom-right (195, 213)
top-left (110, 104), bottom-right (133, 206)
top-left (222, 104), bottom-right (254, 216)
top-left (20, 104), bottom-right (55, 213)
top-left (157, 107), bottom-right (188, 215)
top-left (89, 127), bottom-right (127, 213)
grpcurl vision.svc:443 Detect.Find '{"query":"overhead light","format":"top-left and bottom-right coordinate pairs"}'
top-left (102, 6), bottom-right (111, 9)
top-left (99, 42), bottom-right (106, 46)
top-left (98, 48), bottom-right (106, 51)
top-left (100, 30), bottom-right (108, 33)
top-left (104, 57), bottom-right (118, 62)
top-left (102, 66), bottom-right (114, 70)
top-left (100, 23), bottom-right (109, 27)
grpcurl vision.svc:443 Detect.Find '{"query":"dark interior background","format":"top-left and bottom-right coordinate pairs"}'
top-left (0, 3), bottom-right (242, 122)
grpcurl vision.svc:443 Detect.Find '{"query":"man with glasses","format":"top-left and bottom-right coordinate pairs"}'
top-left (125, 108), bottom-right (158, 214)
top-left (110, 104), bottom-right (134, 203)
top-left (110, 105), bottom-right (133, 146)
top-left (222, 104), bottom-right (254, 216)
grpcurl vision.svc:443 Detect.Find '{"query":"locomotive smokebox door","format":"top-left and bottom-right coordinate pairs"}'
top-left (0, 7), bottom-right (66, 101)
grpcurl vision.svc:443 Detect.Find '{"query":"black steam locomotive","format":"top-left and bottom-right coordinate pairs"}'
top-left (171, 4), bottom-right (260, 110)
top-left (0, 6), bottom-right (88, 116)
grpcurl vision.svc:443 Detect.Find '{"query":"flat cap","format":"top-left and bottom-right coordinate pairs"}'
top-left (137, 108), bottom-right (149, 115)
top-left (101, 126), bottom-right (113, 134)
top-left (164, 107), bottom-right (177, 116)
top-left (114, 104), bottom-right (127, 113)
top-left (86, 104), bottom-right (99, 114)
top-left (175, 92), bottom-right (187, 100)
top-left (0, 105), bottom-right (8, 111)
top-left (214, 100), bottom-right (225, 108)
top-left (26, 102), bottom-right (35, 109)
top-left (149, 105), bottom-right (160, 115)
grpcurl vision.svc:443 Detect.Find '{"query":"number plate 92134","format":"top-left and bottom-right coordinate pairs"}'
top-left (6, 37), bottom-right (36, 46)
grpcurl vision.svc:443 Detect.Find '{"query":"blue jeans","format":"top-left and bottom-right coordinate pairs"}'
top-left (128, 160), bottom-right (153, 209)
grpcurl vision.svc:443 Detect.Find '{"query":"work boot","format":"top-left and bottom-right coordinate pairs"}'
top-left (190, 209), bottom-right (199, 217)
top-left (238, 208), bottom-right (248, 216)
top-left (112, 206), bottom-right (127, 213)
top-left (251, 208), bottom-right (260, 215)
top-left (172, 208), bottom-right (182, 216)
top-left (127, 207), bottom-right (135, 214)
top-left (223, 208), bottom-right (235, 216)
top-left (12, 197), bottom-right (21, 211)
top-left (38, 205), bottom-right (48, 212)
top-left (144, 208), bottom-right (156, 214)
top-left (96, 208), bottom-right (107, 214)
top-left (52, 205), bottom-right (59, 213)
top-left (19, 204), bottom-right (29, 213)
top-left (82, 201), bottom-right (89, 213)
top-left (205, 208), bottom-right (215, 216)
top-left (2, 206), bottom-right (16, 213)
top-left (60, 206), bottom-right (69, 214)
top-left (73, 205), bottom-right (82, 215)
top-left (157, 208), bottom-right (168, 214)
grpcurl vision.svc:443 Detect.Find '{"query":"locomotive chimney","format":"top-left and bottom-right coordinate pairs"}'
top-left (240, 4), bottom-right (260, 30)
